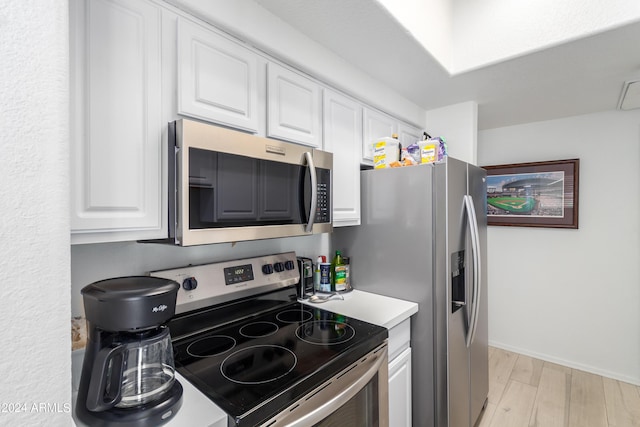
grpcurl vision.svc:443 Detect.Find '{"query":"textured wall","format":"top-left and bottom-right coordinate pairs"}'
top-left (479, 109), bottom-right (640, 385)
top-left (0, 0), bottom-right (72, 425)
top-left (379, 0), bottom-right (640, 73)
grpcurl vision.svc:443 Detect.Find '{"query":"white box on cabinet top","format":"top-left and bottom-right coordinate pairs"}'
top-left (177, 17), bottom-right (260, 132)
top-left (267, 62), bottom-right (322, 147)
top-left (362, 107), bottom-right (398, 162)
top-left (70, 0), bottom-right (165, 244)
top-left (398, 122), bottom-right (423, 148)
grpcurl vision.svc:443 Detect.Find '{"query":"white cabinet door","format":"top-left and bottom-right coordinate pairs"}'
top-left (362, 107), bottom-right (397, 162)
top-left (70, 0), bottom-right (165, 244)
top-left (177, 17), bottom-right (260, 132)
top-left (388, 347), bottom-right (412, 427)
top-left (398, 122), bottom-right (423, 149)
top-left (267, 63), bottom-right (322, 147)
top-left (323, 90), bottom-right (362, 227)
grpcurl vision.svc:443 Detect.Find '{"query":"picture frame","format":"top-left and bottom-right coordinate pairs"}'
top-left (483, 159), bottom-right (579, 228)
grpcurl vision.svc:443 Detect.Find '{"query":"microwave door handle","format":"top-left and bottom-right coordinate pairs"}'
top-left (305, 151), bottom-right (317, 233)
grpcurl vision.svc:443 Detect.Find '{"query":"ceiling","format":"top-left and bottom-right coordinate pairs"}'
top-left (254, 0), bottom-right (640, 130)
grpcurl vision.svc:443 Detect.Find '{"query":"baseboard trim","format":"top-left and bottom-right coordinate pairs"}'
top-left (488, 340), bottom-right (640, 386)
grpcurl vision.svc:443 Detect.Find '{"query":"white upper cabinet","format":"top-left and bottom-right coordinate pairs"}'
top-left (70, 0), bottom-right (165, 244)
top-left (398, 122), bottom-right (423, 149)
top-left (362, 107), bottom-right (398, 162)
top-left (323, 90), bottom-right (362, 227)
top-left (267, 63), bottom-right (322, 147)
top-left (177, 17), bottom-right (260, 133)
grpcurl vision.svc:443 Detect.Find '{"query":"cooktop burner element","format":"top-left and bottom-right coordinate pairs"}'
top-left (221, 345), bottom-right (297, 385)
top-left (275, 308), bottom-right (313, 323)
top-left (239, 321), bottom-right (279, 338)
top-left (186, 335), bottom-right (236, 358)
top-left (295, 320), bottom-right (356, 345)
top-left (152, 252), bottom-right (388, 427)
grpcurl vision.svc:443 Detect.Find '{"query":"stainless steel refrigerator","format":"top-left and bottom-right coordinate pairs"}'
top-left (333, 157), bottom-right (488, 427)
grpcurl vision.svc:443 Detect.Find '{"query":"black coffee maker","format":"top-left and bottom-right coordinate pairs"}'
top-left (76, 276), bottom-right (183, 427)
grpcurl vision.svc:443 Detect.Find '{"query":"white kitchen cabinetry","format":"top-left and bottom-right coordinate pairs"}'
top-left (389, 347), bottom-right (412, 427)
top-left (362, 107), bottom-right (398, 163)
top-left (398, 122), bottom-right (423, 148)
top-left (387, 317), bottom-right (413, 426)
top-left (323, 90), bottom-right (362, 227)
top-left (177, 17), bottom-right (260, 133)
top-left (70, 0), bottom-right (166, 244)
top-left (267, 63), bottom-right (322, 147)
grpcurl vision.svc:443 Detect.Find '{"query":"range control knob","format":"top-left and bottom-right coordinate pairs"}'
top-left (182, 277), bottom-right (198, 291)
top-left (284, 260), bottom-right (295, 271)
top-left (273, 262), bottom-right (285, 273)
top-left (262, 264), bottom-right (274, 275)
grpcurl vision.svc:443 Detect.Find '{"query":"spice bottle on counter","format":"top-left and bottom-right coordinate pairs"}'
top-left (317, 256), bottom-right (331, 293)
top-left (342, 256), bottom-right (351, 292)
top-left (331, 250), bottom-right (347, 292)
top-left (313, 256), bottom-right (322, 291)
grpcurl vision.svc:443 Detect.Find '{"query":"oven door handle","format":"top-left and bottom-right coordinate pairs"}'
top-left (304, 151), bottom-right (317, 233)
top-left (267, 344), bottom-right (388, 427)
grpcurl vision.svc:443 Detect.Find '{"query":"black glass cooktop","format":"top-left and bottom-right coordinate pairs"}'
top-left (171, 301), bottom-right (387, 427)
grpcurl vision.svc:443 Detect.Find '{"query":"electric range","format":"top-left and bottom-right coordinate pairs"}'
top-left (151, 252), bottom-right (388, 427)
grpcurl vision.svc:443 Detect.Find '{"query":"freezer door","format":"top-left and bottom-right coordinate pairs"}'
top-left (468, 163), bottom-right (489, 425)
top-left (445, 158), bottom-right (472, 427)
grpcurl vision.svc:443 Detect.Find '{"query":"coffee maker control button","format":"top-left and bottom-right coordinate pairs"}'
top-left (284, 260), bottom-right (295, 271)
top-left (274, 262), bottom-right (285, 273)
top-left (262, 264), bottom-right (274, 275)
top-left (182, 277), bottom-right (198, 291)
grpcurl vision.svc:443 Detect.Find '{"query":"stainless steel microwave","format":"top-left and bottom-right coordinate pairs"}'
top-left (167, 119), bottom-right (332, 246)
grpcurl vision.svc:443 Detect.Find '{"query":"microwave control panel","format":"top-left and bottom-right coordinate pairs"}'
top-left (315, 168), bottom-right (331, 223)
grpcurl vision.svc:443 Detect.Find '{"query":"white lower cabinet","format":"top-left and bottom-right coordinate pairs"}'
top-left (323, 89), bottom-right (362, 227)
top-left (387, 318), bottom-right (412, 426)
top-left (388, 347), bottom-right (412, 427)
top-left (70, 0), bottom-right (166, 244)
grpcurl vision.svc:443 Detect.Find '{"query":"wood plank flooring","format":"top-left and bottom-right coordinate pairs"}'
top-left (477, 347), bottom-right (640, 427)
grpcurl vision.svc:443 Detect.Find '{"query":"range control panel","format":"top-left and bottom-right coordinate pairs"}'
top-left (150, 252), bottom-right (299, 314)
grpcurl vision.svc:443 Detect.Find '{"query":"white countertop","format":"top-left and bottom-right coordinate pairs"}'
top-left (71, 350), bottom-right (227, 427)
top-left (301, 289), bottom-right (418, 330)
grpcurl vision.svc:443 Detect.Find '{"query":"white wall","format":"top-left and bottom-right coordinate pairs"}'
top-left (426, 101), bottom-right (478, 164)
top-left (452, 0), bottom-right (640, 72)
top-left (71, 235), bottom-right (329, 316)
top-left (0, 0), bottom-right (72, 424)
top-left (377, 0), bottom-right (453, 71)
top-left (478, 109), bottom-right (640, 385)
top-left (376, 0), bottom-right (640, 73)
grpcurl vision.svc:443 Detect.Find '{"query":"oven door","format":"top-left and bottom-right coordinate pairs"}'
top-left (263, 343), bottom-right (389, 427)
top-left (170, 119), bottom-right (332, 246)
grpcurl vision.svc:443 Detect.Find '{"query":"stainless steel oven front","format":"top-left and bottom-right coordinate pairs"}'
top-left (168, 119), bottom-right (333, 246)
top-left (265, 343), bottom-right (389, 427)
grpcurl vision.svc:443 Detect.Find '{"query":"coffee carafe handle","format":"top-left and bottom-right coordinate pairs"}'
top-left (85, 344), bottom-right (126, 412)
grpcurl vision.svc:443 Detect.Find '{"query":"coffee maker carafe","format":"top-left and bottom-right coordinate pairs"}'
top-left (76, 276), bottom-right (183, 427)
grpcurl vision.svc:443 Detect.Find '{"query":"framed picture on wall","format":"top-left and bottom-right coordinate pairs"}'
top-left (483, 159), bottom-right (579, 228)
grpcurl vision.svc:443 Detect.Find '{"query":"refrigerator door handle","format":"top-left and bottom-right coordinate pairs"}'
top-left (464, 195), bottom-right (482, 348)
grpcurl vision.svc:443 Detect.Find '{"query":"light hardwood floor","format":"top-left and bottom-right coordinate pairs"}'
top-left (476, 347), bottom-right (640, 427)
